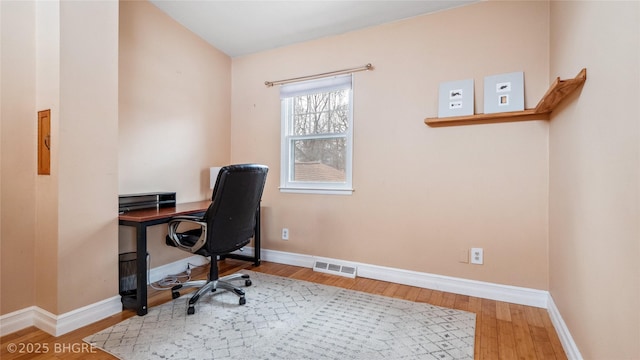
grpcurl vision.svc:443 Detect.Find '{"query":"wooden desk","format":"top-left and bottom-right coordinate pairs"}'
top-left (118, 200), bottom-right (262, 315)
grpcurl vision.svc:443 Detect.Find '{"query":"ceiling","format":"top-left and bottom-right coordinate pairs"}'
top-left (149, 1), bottom-right (477, 58)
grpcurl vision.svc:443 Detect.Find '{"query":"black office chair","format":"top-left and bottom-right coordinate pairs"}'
top-left (165, 164), bottom-right (268, 315)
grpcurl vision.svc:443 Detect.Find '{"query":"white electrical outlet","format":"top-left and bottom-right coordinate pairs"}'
top-left (281, 228), bottom-right (289, 240)
top-left (471, 247), bottom-right (483, 265)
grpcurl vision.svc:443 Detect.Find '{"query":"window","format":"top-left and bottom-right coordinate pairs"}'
top-left (280, 74), bottom-right (353, 195)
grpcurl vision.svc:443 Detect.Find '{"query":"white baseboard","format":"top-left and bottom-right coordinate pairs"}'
top-left (0, 254), bottom-right (212, 337)
top-left (358, 262), bottom-right (550, 308)
top-left (260, 248), bottom-right (314, 268)
top-left (547, 294), bottom-right (583, 360)
top-left (0, 306), bottom-right (36, 337)
top-left (261, 248), bottom-right (581, 356)
top-left (1, 246), bottom-right (578, 359)
top-left (148, 254), bottom-right (208, 284)
top-left (261, 248), bottom-right (549, 308)
top-left (0, 296), bottom-right (121, 337)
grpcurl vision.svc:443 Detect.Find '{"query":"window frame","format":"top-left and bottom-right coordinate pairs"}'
top-left (279, 75), bottom-right (354, 195)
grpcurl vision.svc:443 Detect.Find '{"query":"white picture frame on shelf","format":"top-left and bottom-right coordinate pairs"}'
top-left (438, 79), bottom-right (474, 118)
top-left (484, 71), bottom-right (524, 114)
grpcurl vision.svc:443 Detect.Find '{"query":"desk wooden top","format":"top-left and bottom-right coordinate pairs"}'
top-left (118, 200), bottom-right (210, 223)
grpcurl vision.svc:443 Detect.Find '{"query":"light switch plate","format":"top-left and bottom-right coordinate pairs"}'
top-left (459, 249), bottom-right (469, 263)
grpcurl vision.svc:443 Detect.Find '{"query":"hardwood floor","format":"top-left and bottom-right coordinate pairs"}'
top-left (1, 260), bottom-right (567, 359)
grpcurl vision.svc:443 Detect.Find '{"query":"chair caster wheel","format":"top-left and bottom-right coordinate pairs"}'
top-left (172, 291), bottom-right (180, 299)
top-left (187, 306), bottom-right (195, 315)
top-left (245, 279), bottom-right (252, 286)
top-left (239, 297), bottom-right (246, 305)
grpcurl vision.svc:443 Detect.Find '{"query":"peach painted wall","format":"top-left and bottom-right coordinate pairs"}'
top-left (56, 0), bottom-right (120, 314)
top-left (34, 0), bottom-right (60, 315)
top-left (0, 1), bottom-right (37, 315)
top-left (118, 1), bottom-right (231, 266)
top-left (549, 1), bottom-right (640, 359)
top-left (1, 0), bottom-right (119, 316)
top-left (231, 1), bottom-right (551, 290)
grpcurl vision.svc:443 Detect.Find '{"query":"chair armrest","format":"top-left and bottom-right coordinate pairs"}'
top-left (167, 218), bottom-right (207, 253)
top-left (169, 215), bottom-right (204, 222)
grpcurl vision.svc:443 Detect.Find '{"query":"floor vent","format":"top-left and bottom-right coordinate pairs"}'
top-left (313, 259), bottom-right (357, 278)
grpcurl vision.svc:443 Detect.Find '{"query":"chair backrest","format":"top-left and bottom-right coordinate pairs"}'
top-left (204, 164), bottom-right (268, 255)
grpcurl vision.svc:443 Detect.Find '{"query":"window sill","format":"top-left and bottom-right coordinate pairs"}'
top-left (279, 187), bottom-right (354, 195)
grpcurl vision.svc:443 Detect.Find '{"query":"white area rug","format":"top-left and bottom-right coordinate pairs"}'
top-left (84, 271), bottom-right (475, 359)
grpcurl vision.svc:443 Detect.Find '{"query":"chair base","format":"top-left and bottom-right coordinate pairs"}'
top-left (171, 272), bottom-right (252, 315)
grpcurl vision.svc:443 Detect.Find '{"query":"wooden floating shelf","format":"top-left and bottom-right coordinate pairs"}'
top-left (425, 68), bottom-right (586, 127)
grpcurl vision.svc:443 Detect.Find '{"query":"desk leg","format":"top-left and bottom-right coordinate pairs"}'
top-left (135, 223), bottom-right (148, 316)
top-left (254, 206), bottom-right (261, 266)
